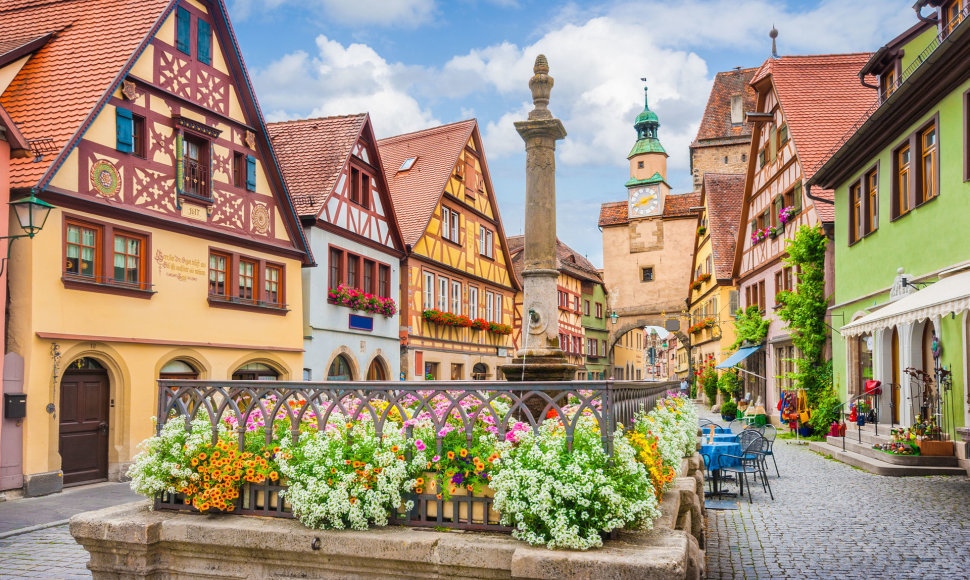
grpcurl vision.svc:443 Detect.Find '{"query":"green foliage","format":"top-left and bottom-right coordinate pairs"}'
top-left (730, 306), bottom-right (770, 349)
top-left (717, 371), bottom-right (739, 397)
top-left (776, 225), bottom-right (830, 409)
top-left (720, 398), bottom-right (738, 418)
top-left (699, 365), bottom-right (719, 404)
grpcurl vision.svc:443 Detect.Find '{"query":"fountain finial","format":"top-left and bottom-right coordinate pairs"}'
top-left (528, 54), bottom-right (554, 121)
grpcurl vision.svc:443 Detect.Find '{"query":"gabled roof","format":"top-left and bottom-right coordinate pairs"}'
top-left (0, 0), bottom-right (171, 187)
top-left (751, 53), bottom-right (877, 187)
top-left (702, 173), bottom-right (745, 279)
top-left (507, 236), bottom-right (603, 285)
top-left (598, 201), bottom-right (629, 227)
top-left (0, 0), bottom-right (312, 262)
top-left (378, 119), bottom-right (477, 246)
top-left (692, 67), bottom-right (757, 148)
top-left (267, 114), bottom-right (367, 216)
top-left (662, 192), bottom-right (702, 218)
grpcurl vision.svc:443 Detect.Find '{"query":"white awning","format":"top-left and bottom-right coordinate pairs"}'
top-left (840, 269), bottom-right (970, 337)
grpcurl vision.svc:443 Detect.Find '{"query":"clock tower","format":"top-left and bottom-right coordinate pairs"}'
top-left (626, 84), bottom-right (670, 219)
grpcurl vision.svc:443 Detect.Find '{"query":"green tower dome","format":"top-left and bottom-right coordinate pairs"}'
top-left (628, 84), bottom-right (666, 159)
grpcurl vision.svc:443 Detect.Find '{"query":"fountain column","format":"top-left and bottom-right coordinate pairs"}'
top-left (501, 55), bottom-right (575, 381)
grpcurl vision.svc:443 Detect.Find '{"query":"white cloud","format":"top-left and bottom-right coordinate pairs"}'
top-left (252, 35), bottom-right (438, 137)
top-left (230, 0), bottom-right (436, 28)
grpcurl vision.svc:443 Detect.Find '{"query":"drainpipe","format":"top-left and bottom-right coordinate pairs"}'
top-left (912, 0), bottom-right (936, 22)
top-left (805, 182), bottom-right (836, 240)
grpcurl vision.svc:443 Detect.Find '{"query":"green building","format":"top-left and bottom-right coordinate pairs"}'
top-left (581, 280), bottom-right (610, 380)
top-left (810, 3), bottom-right (970, 441)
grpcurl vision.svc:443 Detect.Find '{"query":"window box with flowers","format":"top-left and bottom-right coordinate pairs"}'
top-left (689, 273), bottom-right (711, 291)
top-left (488, 322), bottom-right (513, 335)
top-left (778, 206), bottom-right (796, 227)
top-left (696, 226), bottom-right (707, 237)
top-left (328, 285), bottom-right (397, 317)
top-left (470, 318), bottom-right (490, 331)
top-left (422, 309), bottom-right (473, 328)
top-left (688, 317), bottom-right (716, 334)
top-left (750, 227), bottom-right (770, 245)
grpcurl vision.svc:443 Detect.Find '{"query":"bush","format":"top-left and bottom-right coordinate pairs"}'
top-left (720, 399), bottom-right (738, 419)
top-left (809, 387), bottom-right (842, 435)
top-left (717, 371), bottom-right (739, 397)
top-left (699, 366), bottom-right (718, 405)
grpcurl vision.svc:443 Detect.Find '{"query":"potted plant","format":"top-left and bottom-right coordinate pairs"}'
top-left (720, 399), bottom-right (737, 422)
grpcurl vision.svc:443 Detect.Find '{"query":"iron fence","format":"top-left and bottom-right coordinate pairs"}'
top-left (153, 379), bottom-right (674, 529)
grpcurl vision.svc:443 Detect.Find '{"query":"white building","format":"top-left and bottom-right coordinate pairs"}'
top-left (269, 114), bottom-right (405, 381)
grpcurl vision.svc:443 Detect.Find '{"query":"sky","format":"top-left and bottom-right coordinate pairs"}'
top-left (228, 0), bottom-right (916, 265)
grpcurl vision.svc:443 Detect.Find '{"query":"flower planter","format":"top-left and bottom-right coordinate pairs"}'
top-left (917, 439), bottom-right (954, 456)
top-left (421, 472), bottom-right (500, 525)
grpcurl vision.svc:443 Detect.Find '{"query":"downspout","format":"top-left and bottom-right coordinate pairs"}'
top-left (859, 70), bottom-right (879, 90)
top-left (913, 0), bottom-right (935, 22)
top-left (805, 182), bottom-right (836, 240)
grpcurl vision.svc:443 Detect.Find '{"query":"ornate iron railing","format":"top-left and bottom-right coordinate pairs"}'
top-left (153, 379), bottom-right (673, 529)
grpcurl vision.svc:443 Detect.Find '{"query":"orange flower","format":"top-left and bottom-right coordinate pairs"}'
top-left (446, 451), bottom-right (455, 460)
top-left (415, 487), bottom-right (424, 494)
top-left (459, 449), bottom-right (468, 458)
top-left (269, 471), bottom-right (279, 481)
top-left (198, 453), bottom-right (207, 460)
top-left (345, 422), bottom-right (353, 430)
top-left (349, 497), bottom-right (357, 504)
top-left (391, 445), bottom-right (400, 453)
top-left (415, 477), bottom-right (425, 486)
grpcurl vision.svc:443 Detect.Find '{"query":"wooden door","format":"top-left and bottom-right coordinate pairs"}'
top-left (59, 372), bottom-right (109, 485)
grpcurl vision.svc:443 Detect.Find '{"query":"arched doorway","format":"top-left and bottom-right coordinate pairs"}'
top-left (472, 363), bottom-right (488, 381)
top-left (327, 355), bottom-right (354, 381)
top-left (60, 357), bottom-right (109, 486)
top-left (159, 359), bottom-right (199, 380)
top-left (232, 362), bottom-right (279, 381)
top-left (366, 357), bottom-right (387, 381)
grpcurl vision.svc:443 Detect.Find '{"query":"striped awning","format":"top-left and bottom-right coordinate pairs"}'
top-left (840, 269), bottom-right (970, 337)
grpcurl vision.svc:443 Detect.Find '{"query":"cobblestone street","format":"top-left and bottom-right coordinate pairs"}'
top-left (0, 525), bottom-right (90, 580)
top-left (703, 411), bottom-right (970, 579)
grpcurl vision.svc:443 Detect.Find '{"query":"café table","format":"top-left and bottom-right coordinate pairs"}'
top-left (700, 438), bottom-right (742, 497)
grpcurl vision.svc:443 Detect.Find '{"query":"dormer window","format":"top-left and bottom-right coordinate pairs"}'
top-left (730, 94), bottom-right (743, 125)
top-left (942, 0), bottom-right (964, 37)
top-left (399, 157), bottom-right (417, 172)
top-left (880, 66), bottom-right (897, 102)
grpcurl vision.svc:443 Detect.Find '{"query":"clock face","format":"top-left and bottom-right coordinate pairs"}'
top-left (629, 185), bottom-right (660, 217)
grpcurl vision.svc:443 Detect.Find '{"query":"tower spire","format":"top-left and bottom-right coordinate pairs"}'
top-left (770, 26), bottom-right (779, 59)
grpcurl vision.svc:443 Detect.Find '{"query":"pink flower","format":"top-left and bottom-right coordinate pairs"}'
top-left (414, 439), bottom-right (426, 451)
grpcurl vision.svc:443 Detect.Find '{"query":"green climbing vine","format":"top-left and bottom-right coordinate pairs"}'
top-left (776, 225), bottom-right (830, 410)
top-left (730, 306), bottom-right (770, 350)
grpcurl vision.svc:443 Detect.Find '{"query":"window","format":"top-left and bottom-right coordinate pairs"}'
top-left (65, 221), bottom-right (99, 279)
top-left (485, 290), bottom-right (494, 321)
top-left (742, 153), bottom-right (747, 162)
top-left (451, 280), bottom-right (461, 315)
top-left (238, 259), bottom-right (256, 301)
top-left (438, 276), bottom-right (448, 311)
top-left (759, 280), bottom-right (766, 311)
top-left (361, 174), bottom-right (371, 208)
top-left (451, 363), bottom-right (464, 381)
top-left (176, 6), bottom-right (191, 54)
top-left (920, 124), bottom-right (938, 204)
top-left (113, 233), bottom-right (145, 287)
top-left (182, 134), bottom-right (210, 199)
top-left (784, 182), bottom-right (802, 213)
top-left (399, 157), bottom-right (417, 172)
top-left (350, 167), bottom-right (360, 204)
top-left (378, 264), bottom-right (390, 298)
top-left (849, 182), bottom-right (863, 244)
top-left (943, 0), bottom-right (963, 36)
top-left (265, 265), bottom-right (282, 307)
top-left (574, 296), bottom-right (581, 312)
top-left (424, 361), bottom-right (439, 380)
top-left (881, 66), bottom-right (896, 101)
top-left (783, 267), bottom-right (793, 292)
top-left (208, 252), bottom-right (229, 297)
top-left (777, 124), bottom-right (789, 148)
top-left (641, 267), bottom-right (654, 282)
top-left (584, 299), bottom-right (590, 316)
top-left (595, 303), bottom-right (603, 318)
top-left (347, 255), bottom-right (359, 289)
top-left (469, 286), bottom-right (479, 318)
top-left (349, 167), bottom-right (371, 208)
top-left (895, 143), bottom-right (912, 218)
top-left (359, 259), bottom-right (372, 294)
top-left (478, 225), bottom-right (494, 258)
top-left (233, 152), bottom-right (246, 188)
top-left (758, 148), bottom-right (767, 168)
top-left (442, 207), bottom-right (460, 243)
top-left (132, 114), bottom-right (145, 157)
top-left (329, 248), bottom-right (343, 289)
top-left (637, 161), bottom-right (644, 169)
top-left (705, 255), bottom-right (713, 275)
top-left (494, 293), bottom-right (502, 322)
top-left (866, 169), bottom-right (878, 233)
top-left (115, 108), bottom-right (144, 157)
top-left (423, 272), bottom-right (434, 309)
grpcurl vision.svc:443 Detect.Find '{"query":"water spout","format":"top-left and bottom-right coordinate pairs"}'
top-left (521, 309), bottom-right (535, 381)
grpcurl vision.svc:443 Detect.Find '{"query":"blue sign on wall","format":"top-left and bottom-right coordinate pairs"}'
top-left (349, 314), bottom-right (374, 331)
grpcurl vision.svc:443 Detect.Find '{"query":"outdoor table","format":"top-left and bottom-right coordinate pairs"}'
top-left (711, 433), bottom-right (739, 442)
top-left (701, 439), bottom-right (742, 497)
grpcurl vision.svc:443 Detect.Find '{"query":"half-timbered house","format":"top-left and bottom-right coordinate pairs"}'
top-left (732, 53), bottom-right (876, 418)
top-left (268, 114), bottom-right (405, 382)
top-left (378, 120), bottom-right (519, 381)
top-left (0, 0), bottom-right (310, 496)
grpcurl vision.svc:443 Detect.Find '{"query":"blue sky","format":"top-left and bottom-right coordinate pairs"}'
top-left (228, 0), bottom-right (916, 265)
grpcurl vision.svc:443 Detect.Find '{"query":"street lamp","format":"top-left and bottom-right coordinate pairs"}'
top-left (609, 311), bottom-right (618, 325)
top-left (0, 193), bottom-right (54, 276)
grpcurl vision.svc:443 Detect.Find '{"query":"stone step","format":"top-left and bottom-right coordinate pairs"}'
top-left (833, 426), bottom-right (895, 446)
top-left (808, 441), bottom-right (968, 477)
top-left (825, 436), bottom-right (960, 467)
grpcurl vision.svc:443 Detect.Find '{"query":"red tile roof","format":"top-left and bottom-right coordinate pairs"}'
top-left (702, 173), bottom-right (745, 279)
top-left (662, 192), bottom-right (702, 218)
top-left (267, 114), bottom-right (367, 217)
top-left (377, 119), bottom-right (477, 246)
top-left (0, 0), bottom-right (171, 188)
top-left (507, 235), bottom-right (602, 284)
top-left (598, 201), bottom-right (628, 227)
top-left (692, 68), bottom-right (757, 147)
top-left (752, 53), bottom-right (877, 188)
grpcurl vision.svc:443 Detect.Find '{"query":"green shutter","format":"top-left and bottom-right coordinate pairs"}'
top-left (116, 107), bottom-right (133, 153)
top-left (793, 182), bottom-right (803, 212)
top-left (197, 20), bottom-right (211, 65)
top-left (176, 7), bottom-right (191, 54)
top-left (246, 155), bottom-right (256, 191)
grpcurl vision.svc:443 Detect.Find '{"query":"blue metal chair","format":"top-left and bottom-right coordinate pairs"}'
top-left (762, 424), bottom-right (780, 476)
top-left (721, 434), bottom-right (774, 503)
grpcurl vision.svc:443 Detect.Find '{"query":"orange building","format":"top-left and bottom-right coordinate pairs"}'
top-left (378, 120), bottom-right (519, 381)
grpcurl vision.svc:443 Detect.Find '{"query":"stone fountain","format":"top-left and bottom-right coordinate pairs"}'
top-left (500, 55), bottom-right (576, 382)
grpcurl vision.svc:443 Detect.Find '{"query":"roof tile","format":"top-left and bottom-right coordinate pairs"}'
top-left (702, 173), bottom-right (745, 278)
top-left (598, 201), bottom-right (628, 227)
top-left (662, 192), bottom-right (702, 218)
top-left (507, 235), bottom-right (603, 285)
top-left (692, 68), bottom-right (757, 147)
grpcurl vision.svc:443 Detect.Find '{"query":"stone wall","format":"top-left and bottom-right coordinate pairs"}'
top-left (70, 454), bottom-right (707, 580)
top-left (690, 143), bottom-right (750, 192)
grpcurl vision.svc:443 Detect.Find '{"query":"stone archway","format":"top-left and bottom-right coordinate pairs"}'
top-left (607, 314), bottom-right (682, 353)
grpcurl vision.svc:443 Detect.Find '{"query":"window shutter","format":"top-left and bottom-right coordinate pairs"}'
top-left (176, 7), bottom-right (191, 55)
top-left (197, 19), bottom-right (211, 65)
top-left (245, 155), bottom-right (256, 191)
top-left (175, 131), bottom-right (184, 193)
top-left (729, 290), bottom-right (739, 316)
top-left (116, 107), bottom-right (133, 153)
top-left (793, 182), bottom-right (803, 212)
top-left (774, 195), bottom-right (783, 215)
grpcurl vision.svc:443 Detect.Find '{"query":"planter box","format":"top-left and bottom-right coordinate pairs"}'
top-left (917, 439), bottom-right (954, 456)
top-left (411, 472), bottom-right (502, 527)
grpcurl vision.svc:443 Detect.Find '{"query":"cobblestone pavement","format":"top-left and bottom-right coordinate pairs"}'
top-left (0, 482), bottom-right (140, 534)
top-left (0, 525), bottom-right (90, 579)
top-left (702, 409), bottom-right (970, 579)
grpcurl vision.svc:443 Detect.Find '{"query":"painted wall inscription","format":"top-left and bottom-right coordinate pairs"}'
top-left (154, 250), bottom-right (206, 282)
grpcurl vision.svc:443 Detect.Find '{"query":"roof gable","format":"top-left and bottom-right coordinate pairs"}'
top-left (692, 67), bottom-right (757, 147)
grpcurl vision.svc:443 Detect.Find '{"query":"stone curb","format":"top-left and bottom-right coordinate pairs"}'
top-left (0, 519), bottom-right (71, 540)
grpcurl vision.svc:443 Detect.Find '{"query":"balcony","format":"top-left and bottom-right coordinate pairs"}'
top-left (182, 157), bottom-right (210, 200)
